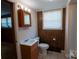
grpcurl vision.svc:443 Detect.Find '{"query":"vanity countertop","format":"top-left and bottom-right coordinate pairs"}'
top-left (20, 39), bottom-right (38, 46)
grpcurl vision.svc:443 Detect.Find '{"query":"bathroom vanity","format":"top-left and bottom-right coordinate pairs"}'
top-left (20, 39), bottom-right (38, 59)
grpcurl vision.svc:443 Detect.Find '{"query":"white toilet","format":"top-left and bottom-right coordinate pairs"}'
top-left (34, 37), bottom-right (49, 55)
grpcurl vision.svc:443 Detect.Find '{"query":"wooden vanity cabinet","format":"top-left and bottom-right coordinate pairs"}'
top-left (20, 42), bottom-right (38, 59)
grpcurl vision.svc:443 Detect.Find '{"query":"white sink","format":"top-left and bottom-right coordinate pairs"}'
top-left (23, 39), bottom-right (35, 44)
top-left (20, 39), bottom-right (38, 46)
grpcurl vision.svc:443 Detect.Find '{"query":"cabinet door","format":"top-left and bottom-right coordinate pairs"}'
top-left (31, 43), bottom-right (38, 59)
top-left (20, 45), bottom-right (31, 59)
top-left (18, 9), bottom-right (24, 27)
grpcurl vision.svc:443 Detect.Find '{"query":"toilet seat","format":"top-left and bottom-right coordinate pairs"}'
top-left (39, 43), bottom-right (49, 49)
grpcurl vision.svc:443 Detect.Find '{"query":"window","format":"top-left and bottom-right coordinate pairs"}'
top-left (43, 9), bottom-right (63, 30)
top-left (1, 17), bottom-right (12, 28)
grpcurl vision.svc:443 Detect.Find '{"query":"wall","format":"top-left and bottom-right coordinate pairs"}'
top-left (37, 9), bottom-right (66, 51)
top-left (17, 8), bottom-right (37, 59)
top-left (68, 4), bottom-right (77, 50)
top-left (65, 3), bottom-right (77, 58)
top-left (17, 9), bottom-right (38, 41)
top-left (17, 6), bottom-right (37, 59)
top-left (7, 0), bottom-right (38, 59)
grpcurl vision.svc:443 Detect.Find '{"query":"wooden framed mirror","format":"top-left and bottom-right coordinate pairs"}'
top-left (18, 9), bottom-right (31, 27)
top-left (24, 11), bottom-right (31, 26)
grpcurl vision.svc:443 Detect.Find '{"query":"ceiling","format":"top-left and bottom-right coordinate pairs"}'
top-left (19, 0), bottom-right (69, 11)
top-left (1, 0), bottom-right (76, 14)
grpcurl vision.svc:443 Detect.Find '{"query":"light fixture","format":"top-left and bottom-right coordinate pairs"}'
top-left (17, 3), bottom-right (31, 13)
top-left (21, 5), bottom-right (24, 10)
top-left (25, 8), bottom-right (28, 11)
top-left (28, 9), bottom-right (31, 13)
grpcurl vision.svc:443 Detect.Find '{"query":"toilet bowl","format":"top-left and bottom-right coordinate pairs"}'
top-left (34, 37), bottom-right (49, 55)
top-left (39, 43), bottom-right (49, 55)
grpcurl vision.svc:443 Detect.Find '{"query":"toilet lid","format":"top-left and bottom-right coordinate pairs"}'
top-left (39, 43), bottom-right (49, 48)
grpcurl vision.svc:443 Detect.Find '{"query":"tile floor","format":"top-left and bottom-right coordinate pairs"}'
top-left (38, 51), bottom-right (66, 59)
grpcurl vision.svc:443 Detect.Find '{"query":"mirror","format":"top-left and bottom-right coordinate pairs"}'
top-left (24, 11), bottom-right (31, 26)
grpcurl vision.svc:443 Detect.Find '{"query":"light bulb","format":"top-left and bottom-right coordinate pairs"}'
top-left (25, 8), bottom-right (28, 11)
top-left (28, 9), bottom-right (31, 12)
